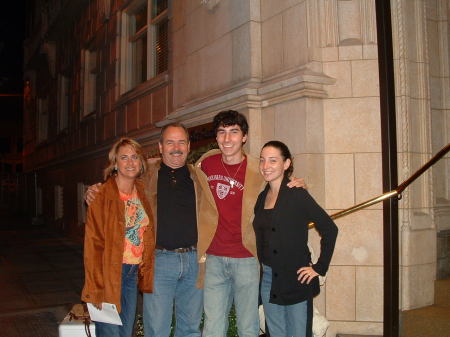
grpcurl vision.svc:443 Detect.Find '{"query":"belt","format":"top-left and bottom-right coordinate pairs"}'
top-left (155, 245), bottom-right (196, 253)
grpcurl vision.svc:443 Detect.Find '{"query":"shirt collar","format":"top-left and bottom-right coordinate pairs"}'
top-left (160, 162), bottom-right (189, 177)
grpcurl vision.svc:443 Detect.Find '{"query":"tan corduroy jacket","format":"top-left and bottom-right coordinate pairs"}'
top-left (139, 150), bottom-right (265, 288)
top-left (81, 177), bottom-right (155, 312)
top-left (193, 149), bottom-right (266, 278)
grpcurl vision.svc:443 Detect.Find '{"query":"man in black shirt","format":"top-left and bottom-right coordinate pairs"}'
top-left (142, 123), bottom-right (202, 337)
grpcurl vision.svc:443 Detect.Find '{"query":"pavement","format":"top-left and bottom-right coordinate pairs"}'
top-left (0, 215), bottom-right (84, 337)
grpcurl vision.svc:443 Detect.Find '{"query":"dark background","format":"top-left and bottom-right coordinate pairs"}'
top-left (0, 1), bottom-right (25, 122)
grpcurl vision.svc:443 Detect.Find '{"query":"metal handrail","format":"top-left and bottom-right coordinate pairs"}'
top-left (309, 143), bottom-right (450, 228)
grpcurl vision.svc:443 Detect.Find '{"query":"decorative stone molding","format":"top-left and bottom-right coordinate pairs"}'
top-left (394, 1), bottom-right (432, 214)
top-left (337, 0), bottom-right (363, 45)
top-left (306, 0), bottom-right (321, 48)
top-left (201, 0), bottom-right (221, 11)
top-left (322, 0), bottom-right (339, 47)
top-left (258, 68), bottom-right (335, 105)
top-left (159, 67), bottom-right (335, 127)
top-left (314, 0), bottom-right (376, 48)
top-left (391, 0), bottom-right (447, 311)
top-left (361, 0), bottom-right (377, 44)
top-left (391, 0), bottom-right (411, 215)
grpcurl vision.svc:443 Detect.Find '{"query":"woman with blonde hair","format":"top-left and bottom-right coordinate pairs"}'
top-left (82, 137), bottom-right (155, 337)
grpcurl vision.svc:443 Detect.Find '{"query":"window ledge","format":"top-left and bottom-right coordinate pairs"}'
top-left (80, 111), bottom-right (96, 123)
top-left (116, 72), bottom-right (169, 107)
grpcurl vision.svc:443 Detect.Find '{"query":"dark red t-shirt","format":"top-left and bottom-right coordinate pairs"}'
top-left (201, 154), bottom-right (252, 258)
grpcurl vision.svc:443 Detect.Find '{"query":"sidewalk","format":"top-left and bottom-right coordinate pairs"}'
top-left (0, 222), bottom-right (84, 337)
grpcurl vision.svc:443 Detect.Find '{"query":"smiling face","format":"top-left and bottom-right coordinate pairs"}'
top-left (116, 144), bottom-right (141, 180)
top-left (259, 146), bottom-right (291, 185)
top-left (216, 124), bottom-right (247, 164)
top-left (159, 126), bottom-right (190, 169)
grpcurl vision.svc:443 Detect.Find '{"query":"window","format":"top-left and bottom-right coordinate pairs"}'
top-left (120, 0), bottom-right (168, 93)
top-left (82, 49), bottom-right (97, 117)
top-left (54, 185), bottom-right (63, 220)
top-left (57, 75), bottom-right (69, 132)
top-left (100, 0), bottom-right (111, 21)
top-left (37, 97), bottom-right (48, 143)
top-left (152, 0), bottom-right (169, 75)
top-left (77, 182), bottom-right (88, 225)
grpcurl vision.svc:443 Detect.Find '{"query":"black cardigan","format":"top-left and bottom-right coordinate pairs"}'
top-left (253, 177), bottom-right (338, 305)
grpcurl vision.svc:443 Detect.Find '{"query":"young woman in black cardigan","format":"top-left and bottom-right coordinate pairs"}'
top-left (253, 141), bottom-right (338, 337)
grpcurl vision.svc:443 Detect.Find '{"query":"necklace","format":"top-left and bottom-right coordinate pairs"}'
top-left (221, 157), bottom-right (244, 188)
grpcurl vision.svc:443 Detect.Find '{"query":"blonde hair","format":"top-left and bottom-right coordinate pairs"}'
top-left (103, 138), bottom-right (147, 180)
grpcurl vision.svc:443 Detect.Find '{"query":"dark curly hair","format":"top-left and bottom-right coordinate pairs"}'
top-left (261, 140), bottom-right (294, 178)
top-left (213, 110), bottom-right (249, 136)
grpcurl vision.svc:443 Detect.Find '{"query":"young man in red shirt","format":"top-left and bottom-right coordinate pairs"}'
top-left (195, 110), bottom-right (304, 337)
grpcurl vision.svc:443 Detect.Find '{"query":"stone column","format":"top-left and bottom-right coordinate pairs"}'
top-left (391, 0), bottom-right (449, 310)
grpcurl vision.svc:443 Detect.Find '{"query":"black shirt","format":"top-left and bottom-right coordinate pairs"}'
top-left (156, 163), bottom-right (197, 249)
top-left (253, 208), bottom-right (274, 266)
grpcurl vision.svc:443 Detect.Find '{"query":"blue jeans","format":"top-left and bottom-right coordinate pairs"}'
top-left (94, 264), bottom-right (138, 337)
top-left (202, 255), bottom-right (260, 337)
top-left (143, 249), bottom-right (203, 337)
top-left (261, 264), bottom-right (308, 337)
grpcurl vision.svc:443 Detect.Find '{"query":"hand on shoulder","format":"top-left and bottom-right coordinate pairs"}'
top-left (287, 176), bottom-right (307, 189)
top-left (85, 183), bottom-right (102, 206)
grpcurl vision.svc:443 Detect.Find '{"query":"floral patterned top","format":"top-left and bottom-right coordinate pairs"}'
top-left (120, 190), bottom-right (149, 264)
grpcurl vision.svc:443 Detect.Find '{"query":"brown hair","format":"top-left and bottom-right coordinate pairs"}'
top-left (103, 137), bottom-right (147, 180)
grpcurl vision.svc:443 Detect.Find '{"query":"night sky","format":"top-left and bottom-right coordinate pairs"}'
top-left (0, 1), bottom-right (25, 123)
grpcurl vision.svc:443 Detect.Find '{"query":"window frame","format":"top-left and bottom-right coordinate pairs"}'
top-left (120, 0), bottom-right (169, 95)
top-left (57, 74), bottom-right (70, 133)
top-left (81, 48), bottom-right (97, 118)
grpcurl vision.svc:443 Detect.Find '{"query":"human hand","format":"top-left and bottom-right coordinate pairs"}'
top-left (147, 157), bottom-right (160, 165)
top-left (85, 183), bottom-right (101, 206)
top-left (297, 265), bottom-right (319, 284)
top-left (91, 302), bottom-right (102, 310)
top-left (287, 177), bottom-right (307, 189)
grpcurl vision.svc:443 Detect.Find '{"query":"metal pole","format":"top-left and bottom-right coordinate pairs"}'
top-left (375, 1), bottom-right (399, 336)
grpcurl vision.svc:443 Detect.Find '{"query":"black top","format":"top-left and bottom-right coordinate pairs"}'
top-left (156, 162), bottom-right (197, 249)
top-left (253, 208), bottom-right (274, 266)
top-left (253, 177), bottom-right (338, 305)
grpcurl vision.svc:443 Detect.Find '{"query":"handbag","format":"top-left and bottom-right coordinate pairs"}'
top-left (68, 303), bottom-right (93, 337)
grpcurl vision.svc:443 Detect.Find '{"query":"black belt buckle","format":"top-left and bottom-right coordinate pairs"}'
top-left (156, 245), bottom-right (196, 253)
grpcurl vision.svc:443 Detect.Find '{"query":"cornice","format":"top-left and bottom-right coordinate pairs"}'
top-left (158, 67), bottom-right (334, 127)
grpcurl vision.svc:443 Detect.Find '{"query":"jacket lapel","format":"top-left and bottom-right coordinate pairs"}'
top-left (241, 154), bottom-right (266, 229)
top-left (144, 162), bottom-right (159, 233)
top-left (270, 176), bottom-right (290, 223)
top-left (135, 179), bottom-right (154, 228)
top-left (194, 160), bottom-right (217, 209)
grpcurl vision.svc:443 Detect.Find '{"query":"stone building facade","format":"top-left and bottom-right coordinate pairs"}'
top-left (23, 0), bottom-right (449, 336)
